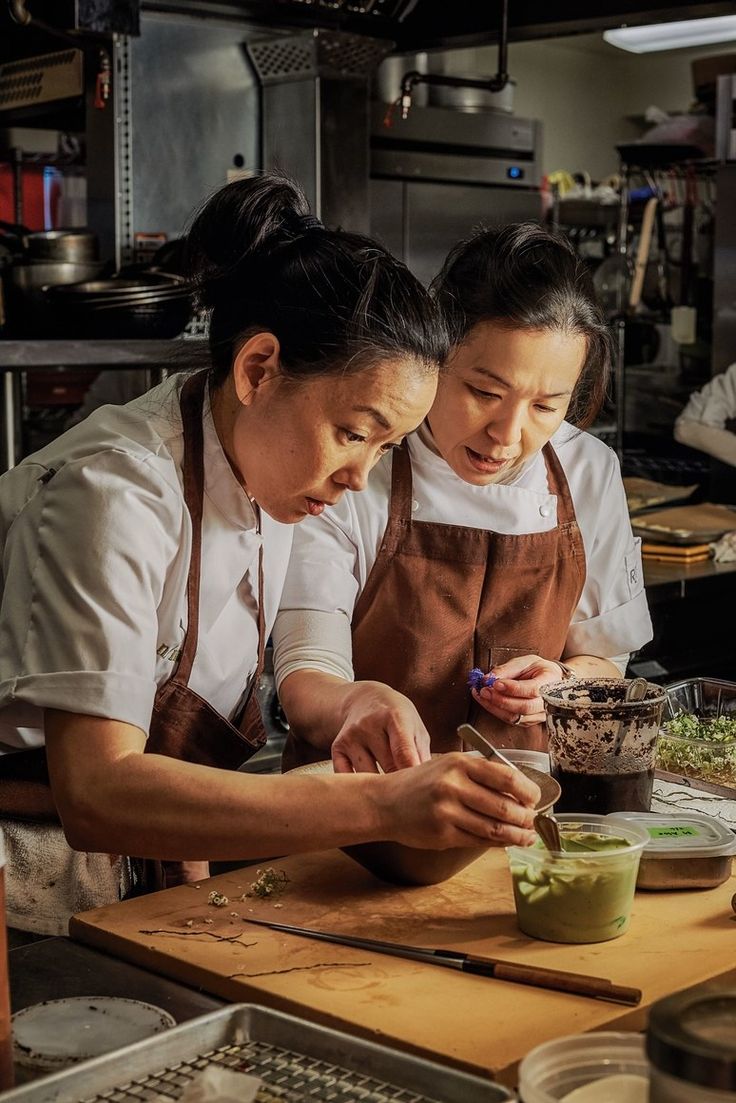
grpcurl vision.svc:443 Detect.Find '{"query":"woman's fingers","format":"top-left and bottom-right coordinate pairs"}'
top-left (332, 744), bottom-right (381, 773)
top-left (472, 688), bottom-right (545, 725)
top-left (493, 677), bottom-right (543, 700)
top-left (491, 654), bottom-right (539, 678)
top-left (465, 758), bottom-right (541, 808)
top-left (450, 813), bottom-right (538, 848)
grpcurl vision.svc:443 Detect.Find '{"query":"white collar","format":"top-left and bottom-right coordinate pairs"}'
top-left (201, 381), bottom-right (260, 533)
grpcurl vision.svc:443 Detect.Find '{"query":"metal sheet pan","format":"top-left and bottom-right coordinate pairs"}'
top-left (5, 1004), bottom-right (515, 1103)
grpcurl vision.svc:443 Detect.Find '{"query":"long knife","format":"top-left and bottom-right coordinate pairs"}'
top-left (246, 917), bottom-right (641, 1006)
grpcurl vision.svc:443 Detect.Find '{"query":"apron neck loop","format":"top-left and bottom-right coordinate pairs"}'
top-left (541, 442), bottom-right (576, 525)
top-left (388, 440), bottom-right (414, 523)
top-left (172, 370), bottom-right (209, 685)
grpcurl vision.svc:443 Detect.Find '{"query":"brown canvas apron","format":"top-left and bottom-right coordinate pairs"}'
top-left (283, 439), bottom-right (586, 768)
top-left (0, 368), bottom-right (267, 895)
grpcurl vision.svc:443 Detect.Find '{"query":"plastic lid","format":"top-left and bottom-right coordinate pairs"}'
top-left (607, 812), bottom-right (736, 860)
top-left (11, 997), bottom-right (175, 1071)
top-left (647, 988), bottom-right (736, 1090)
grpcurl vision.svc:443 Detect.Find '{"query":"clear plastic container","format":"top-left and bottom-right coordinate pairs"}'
top-left (518, 1031), bottom-right (649, 1102)
top-left (647, 987), bottom-right (736, 1101)
top-left (608, 811), bottom-right (736, 890)
top-left (657, 678), bottom-right (736, 787)
top-left (506, 814), bottom-right (649, 943)
top-left (542, 678), bottom-right (666, 814)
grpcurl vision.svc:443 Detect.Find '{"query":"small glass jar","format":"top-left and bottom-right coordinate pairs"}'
top-left (647, 987), bottom-right (736, 1101)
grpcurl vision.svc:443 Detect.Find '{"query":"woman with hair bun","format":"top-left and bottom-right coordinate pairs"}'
top-left (275, 223), bottom-right (653, 770)
top-left (0, 176), bottom-right (540, 934)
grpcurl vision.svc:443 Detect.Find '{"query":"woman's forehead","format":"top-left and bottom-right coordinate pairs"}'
top-left (453, 323), bottom-right (586, 387)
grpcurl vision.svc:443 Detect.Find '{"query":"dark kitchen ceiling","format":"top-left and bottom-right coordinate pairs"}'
top-left (148, 0), bottom-right (736, 50)
top-left (3, 0), bottom-right (732, 53)
top-left (396, 0), bottom-right (736, 50)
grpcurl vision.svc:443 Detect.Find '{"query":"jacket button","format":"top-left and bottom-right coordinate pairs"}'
top-left (412, 500), bottom-right (420, 512)
top-left (540, 503), bottom-right (553, 517)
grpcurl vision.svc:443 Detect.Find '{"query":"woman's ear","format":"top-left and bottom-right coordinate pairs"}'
top-left (232, 332), bottom-right (282, 406)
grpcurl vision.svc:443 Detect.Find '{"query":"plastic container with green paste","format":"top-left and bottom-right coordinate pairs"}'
top-left (506, 814), bottom-right (649, 944)
top-left (608, 811), bottom-right (736, 890)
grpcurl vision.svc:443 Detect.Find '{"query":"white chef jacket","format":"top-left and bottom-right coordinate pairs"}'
top-left (674, 362), bottom-right (736, 467)
top-left (0, 373), bottom-right (293, 753)
top-left (273, 422), bottom-right (652, 687)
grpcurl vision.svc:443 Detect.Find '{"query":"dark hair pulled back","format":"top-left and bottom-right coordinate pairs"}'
top-left (431, 223), bottom-right (613, 428)
top-left (185, 173), bottom-right (447, 384)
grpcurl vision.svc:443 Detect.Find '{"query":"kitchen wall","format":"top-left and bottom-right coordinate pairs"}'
top-left (435, 35), bottom-right (736, 181)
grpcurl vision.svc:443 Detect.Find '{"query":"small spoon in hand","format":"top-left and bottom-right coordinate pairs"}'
top-left (534, 811), bottom-right (563, 852)
top-left (457, 723), bottom-right (521, 771)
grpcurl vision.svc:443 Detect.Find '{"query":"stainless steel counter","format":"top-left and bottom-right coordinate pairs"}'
top-left (9, 936), bottom-right (224, 1087)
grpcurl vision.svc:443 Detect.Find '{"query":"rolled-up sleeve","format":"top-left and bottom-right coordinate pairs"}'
top-left (0, 451), bottom-right (182, 734)
top-left (564, 452), bottom-right (653, 660)
top-left (274, 505), bottom-right (361, 687)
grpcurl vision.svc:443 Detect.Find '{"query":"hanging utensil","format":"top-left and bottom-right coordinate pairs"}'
top-left (628, 196), bottom-right (658, 311)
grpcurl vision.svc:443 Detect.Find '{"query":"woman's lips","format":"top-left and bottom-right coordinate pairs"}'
top-left (306, 497), bottom-right (326, 516)
top-left (465, 446), bottom-right (513, 474)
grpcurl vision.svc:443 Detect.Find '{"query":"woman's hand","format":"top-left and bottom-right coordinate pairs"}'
top-left (473, 654), bottom-right (565, 727)
top-left (381, 752), bottom-right (539, 849)
top-left (332, 681), bottom-right (432, 774)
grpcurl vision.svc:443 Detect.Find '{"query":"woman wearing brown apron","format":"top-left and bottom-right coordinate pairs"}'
top-left (275, 224), bottom-right (653, 769)
top-left (0, 178), bottom-right (541, 934)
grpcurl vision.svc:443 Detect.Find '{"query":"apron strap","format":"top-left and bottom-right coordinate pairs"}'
top-left (541, 441), bottom-right (577, 527)
top-left (169, 370), bottom-right (209, 686)
top-left (380, 441), bottom-right (414, 556)
top-left (255, 542), bottom-right (266, 679)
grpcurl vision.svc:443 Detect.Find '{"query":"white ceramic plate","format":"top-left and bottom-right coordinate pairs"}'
top-left (12, 996), bottom-right (176, 1071)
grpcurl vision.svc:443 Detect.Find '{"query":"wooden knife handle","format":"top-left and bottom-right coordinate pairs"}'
top-left (466, 956), bottom-right (642, 1006)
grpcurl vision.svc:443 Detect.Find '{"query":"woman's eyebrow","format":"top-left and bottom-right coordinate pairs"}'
top-left (472, 367), bottom-right (571, 399)
top-left (352, 404), bottom-right (391, 430)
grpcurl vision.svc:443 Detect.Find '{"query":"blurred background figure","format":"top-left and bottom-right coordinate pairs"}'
top-left (674, 361), bottom-right (736, 468)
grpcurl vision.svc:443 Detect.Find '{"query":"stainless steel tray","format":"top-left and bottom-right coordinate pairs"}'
top-left (6, 1004), bottom-right (515, 1102)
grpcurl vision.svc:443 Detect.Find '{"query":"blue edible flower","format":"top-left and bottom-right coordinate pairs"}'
top-left (467, 668), bottom-right (497, 690)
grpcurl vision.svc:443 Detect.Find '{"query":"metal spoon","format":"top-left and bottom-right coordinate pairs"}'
top-left (457, 723), bottom-right (521, 771)
top-left (534, 811), bottom-right (563, 852)
top-left (612, 677), bottom-right (649, 755)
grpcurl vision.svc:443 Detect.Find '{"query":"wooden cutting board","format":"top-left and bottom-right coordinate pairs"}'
top-left (70, 848), bottom-right (736, 1087)
top-left (633, 502), bottom-right (736, 544)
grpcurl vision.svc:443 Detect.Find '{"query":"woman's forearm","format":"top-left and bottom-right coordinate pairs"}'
top-left (278, 669), bottom-right (359, 750)
top-left (44, 710), bottom-right (539, 859)
top-left (46, 709), bottom-right (385, 859)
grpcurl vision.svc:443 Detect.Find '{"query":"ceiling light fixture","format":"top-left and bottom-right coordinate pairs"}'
top-left (603, 15), bottom-right (736, 53)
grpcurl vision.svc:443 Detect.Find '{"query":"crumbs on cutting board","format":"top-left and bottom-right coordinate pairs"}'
top-left (240, 868), bottom-right (290, 900)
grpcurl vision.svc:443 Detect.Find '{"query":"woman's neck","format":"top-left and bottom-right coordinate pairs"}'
top-left (209, 377), bottom-right (252, 496)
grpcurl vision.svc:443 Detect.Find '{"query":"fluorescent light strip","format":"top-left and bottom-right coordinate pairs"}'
top-left (603, 15), bottom-right (736, 53)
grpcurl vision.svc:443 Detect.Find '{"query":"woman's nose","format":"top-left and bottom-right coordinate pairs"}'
top-left (486, 408), bottom-right (523, 447)
top-left (335, 456), bottom-right (371, 493)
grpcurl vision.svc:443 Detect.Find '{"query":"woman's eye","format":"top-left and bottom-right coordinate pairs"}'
top-left (470, 386), bottom-right (501, 401)
top-left (379, 441), bottom-right (401, 454)
top-left (535, 405), bottom-right (557, 414)
top-left (341, 429), bottom-right (366, 444)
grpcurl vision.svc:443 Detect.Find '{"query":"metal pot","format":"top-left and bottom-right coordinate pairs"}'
top-left (26, 230), bottom-right (99, 263)
top-left (2, 259), bottom-right (108, 337)
top-left (428, 74), bottom-right (515, 114)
